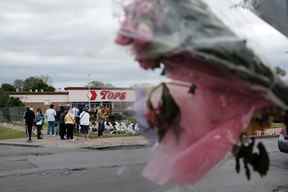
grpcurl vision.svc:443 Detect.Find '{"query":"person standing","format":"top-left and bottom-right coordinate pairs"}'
top-left (79, 107), bottom-right (90, 139)
top-left (283, 111), bottom-right (288, 135)
top-left (35, 108), bottom-right (44, 139)
top-left (90, 108), bottom-right (98, 132)
top-left (72, 106), bottom-right (80, 133)
top-left (46, 104), bottom-right (57, 136)
top-left (98, 119), bottom-right (105, 137)
top-left (65, 109), bottom-right (76, 140)
top-left (58, 106), bottom-right (67, 140)
top-left (24, 107), bottom-right (35, 142)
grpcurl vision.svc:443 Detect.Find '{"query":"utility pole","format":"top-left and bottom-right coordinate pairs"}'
top-left (88, 74), bottom-right (92, 111)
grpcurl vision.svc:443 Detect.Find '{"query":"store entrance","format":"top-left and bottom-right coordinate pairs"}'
top-left (72, 102), bottom-right (112, 111)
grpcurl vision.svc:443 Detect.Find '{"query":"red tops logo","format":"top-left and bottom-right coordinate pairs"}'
top-left (89, 90), bottom-right (127, 101)
top-left (89, 91), bottom-right (97, 100)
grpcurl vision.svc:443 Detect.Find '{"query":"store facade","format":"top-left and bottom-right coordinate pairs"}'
top-left (10, 87), bottom-right (136, 114)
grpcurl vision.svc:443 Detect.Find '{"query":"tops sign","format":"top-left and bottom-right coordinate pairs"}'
top-left (88, 90), bottom-right (133, 102)
top-left (9, 88), bottom-right (136, 104)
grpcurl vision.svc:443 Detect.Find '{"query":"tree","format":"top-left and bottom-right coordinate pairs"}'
top-left (39, 75), bottom-right (52, 84)
top-left (7, 97), bottom-right (24, 107)
top-left (0, 89), bottom-right (24, 107)
top-left (13, 79), bottom-right (24, 91)
top-left (47, 86), bottom-right (55, 92)
top-left (105, 83), bottom-right (114, 88)
top-left (23, 77), bottom-right (55, 92)
top-left (0, 88), bottom-right (24, 122)
top-left (0, 89), bottom-right (7, 107)
top-left (87, 81), bottom-right (114, 88)
top-left (275, 66), bottom-right (286, 77)
top-left (1, 83), bottom-right (16, 92)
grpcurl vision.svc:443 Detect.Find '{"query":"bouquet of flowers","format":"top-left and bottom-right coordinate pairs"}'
top-left (115, 0), bottom-right (288, 186)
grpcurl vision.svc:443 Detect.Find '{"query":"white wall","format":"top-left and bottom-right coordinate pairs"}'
top-left (11, 94), bottom-right (69, 105)
top-left (68, 90), bottom-right (90, 103)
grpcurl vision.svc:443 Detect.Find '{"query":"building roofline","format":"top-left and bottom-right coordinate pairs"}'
top-left (10, 92), bottom-right (69, 95)
top-left (64, 87), bottom-right (134, 90)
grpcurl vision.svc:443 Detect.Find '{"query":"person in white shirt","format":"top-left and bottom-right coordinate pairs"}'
top-left (79, 107), bottom-right (90, 139)
top-left (46, 104), bottom-right (57, 136)
top-left (72, 106), bottom-right (80, 133)
top-left (72, 106), bottom-right (79, 117)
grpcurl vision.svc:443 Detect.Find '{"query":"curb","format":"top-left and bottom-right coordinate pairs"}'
top-left (250, 135), bottom-right (279, 139)
top-left (0, 136), bottom-right (276, 149)
top-left (0, 142), bottom-right (42, 148)
top-left (81, 144), bottom-right (149, 151)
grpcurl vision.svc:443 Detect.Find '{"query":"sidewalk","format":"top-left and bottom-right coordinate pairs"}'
top-left (0, 135), bottom-right (149, 149)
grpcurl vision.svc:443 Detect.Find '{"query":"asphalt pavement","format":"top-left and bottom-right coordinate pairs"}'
top-left (0, 138), bottom-right (287, 192)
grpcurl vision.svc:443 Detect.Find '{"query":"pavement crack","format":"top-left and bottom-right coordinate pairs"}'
top-left (0, 167), bottom-right (88, 178)
top-left (0, 152), bottom-right (54, 158)
top-left (99, 162), bottom-right (146, 169)
top-left (82, 144), bottom-right (148, 151)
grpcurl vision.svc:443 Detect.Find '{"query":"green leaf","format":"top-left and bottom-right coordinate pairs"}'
top-left (157, 83), bottom-right (182, 141)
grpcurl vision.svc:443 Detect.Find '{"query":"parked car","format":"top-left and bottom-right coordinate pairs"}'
top-left (278, 128), bottom-right (288, 153)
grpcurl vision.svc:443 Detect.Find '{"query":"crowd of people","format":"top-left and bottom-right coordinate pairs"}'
top-left (23, 104), bottom-right (138, 142)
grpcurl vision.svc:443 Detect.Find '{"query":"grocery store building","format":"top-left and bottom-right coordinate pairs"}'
top-left (10, 87), bottom-right (136, 114)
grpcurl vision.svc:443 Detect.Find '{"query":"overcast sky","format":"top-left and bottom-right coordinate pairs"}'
top-left (1, 0), bottom-right (287, 89)
top-left (0, 0), bottom-right (164, 88)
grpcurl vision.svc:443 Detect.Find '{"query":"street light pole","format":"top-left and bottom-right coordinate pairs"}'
top-left (88, 74), bottom-right (92, 111)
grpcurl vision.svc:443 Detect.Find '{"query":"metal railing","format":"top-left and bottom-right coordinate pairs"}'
top-left (0, 107), bottom-right (26, 124)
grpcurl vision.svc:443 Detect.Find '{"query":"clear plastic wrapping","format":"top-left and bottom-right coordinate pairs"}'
top-left (115, 0), bottom-right (287, 186)
top-left (115, 0), bottom-right (288, 108)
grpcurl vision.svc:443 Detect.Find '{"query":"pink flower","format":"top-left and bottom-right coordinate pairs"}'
top-left (141, 66), bottom-right (271, 185)
top-left (134, 22), bottom-right (154, 45)
top-left (115, 0), bottom-right (274, 186)
top-left (115, 0), bottom-right (155, 63)
top-left (136, 58), bottom-right (160, 70)
top-left (135, 0), bottom-right (154, 16)
top-left (115, 33), bottom-right (134, 45)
